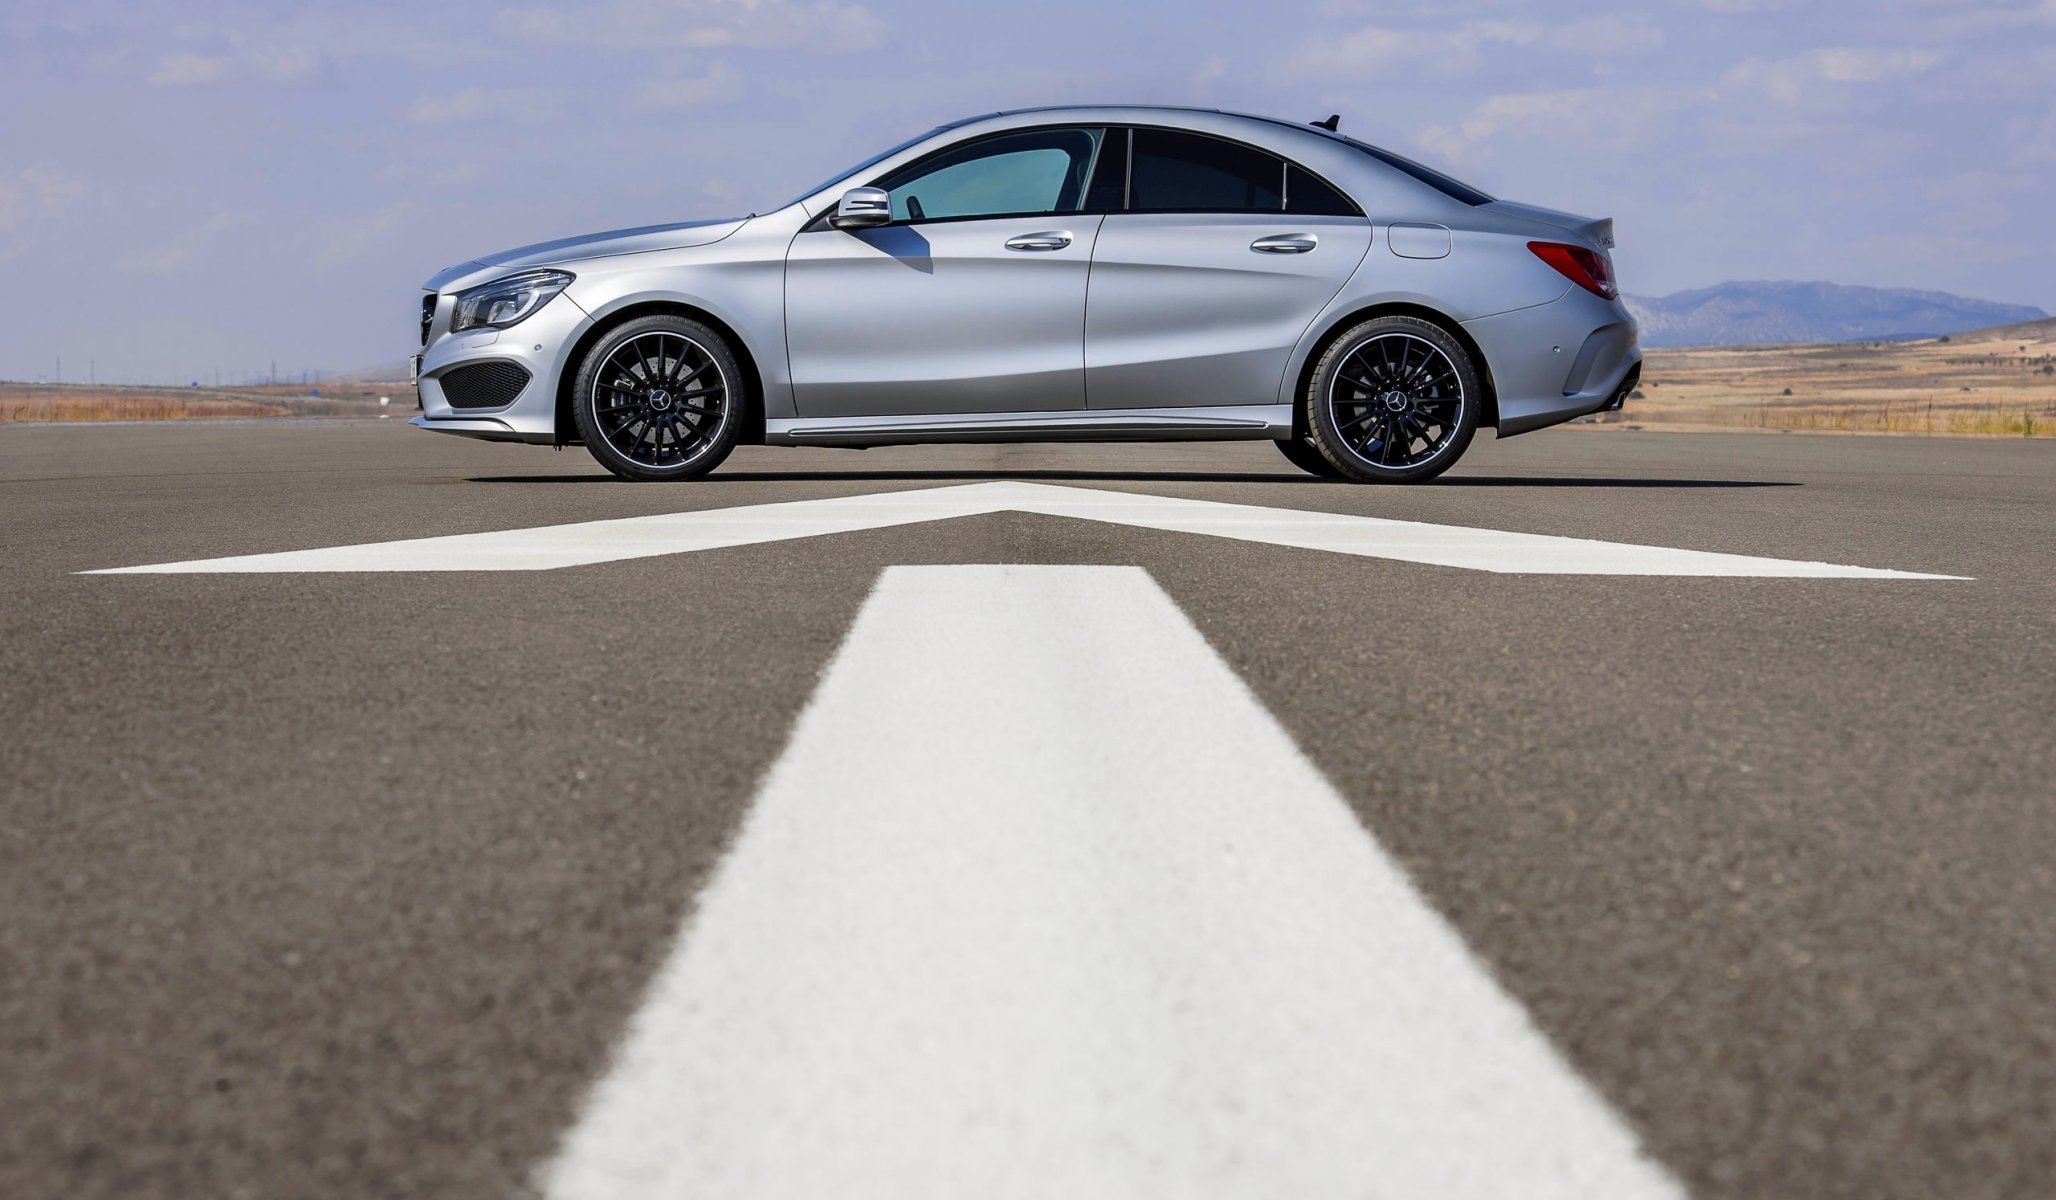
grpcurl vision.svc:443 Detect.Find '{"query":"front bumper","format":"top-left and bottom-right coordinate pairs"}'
top-left (407, 415), bottom-right (542, 442)
top-left (410, 290), bottom-right (593, 444)
top-left (1463, 287), bottom-right (1641, 437)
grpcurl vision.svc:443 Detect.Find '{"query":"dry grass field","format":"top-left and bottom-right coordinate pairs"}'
top-left (1588, 316), bottom-right (2056, 437)
top-left (0, 379), bottom-right (409, 423)
top-left (10, 319), bottom-right (2055, 438)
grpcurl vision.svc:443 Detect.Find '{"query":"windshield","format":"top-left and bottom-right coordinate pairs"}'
top-left (779, 127), bottom-right (950, 211)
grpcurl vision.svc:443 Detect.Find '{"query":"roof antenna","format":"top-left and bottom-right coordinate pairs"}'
top-left (1312, 114), bottom-right (1340, 131)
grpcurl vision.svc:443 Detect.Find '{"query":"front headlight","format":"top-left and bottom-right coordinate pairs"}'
top-left (451, 269), bottom-right (574, 333)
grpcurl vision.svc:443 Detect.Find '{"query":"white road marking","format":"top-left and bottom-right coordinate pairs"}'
top-left (541, 565), bottom-right (1686, 1200)
top-left (84, 480), bottom-right (1963, 577)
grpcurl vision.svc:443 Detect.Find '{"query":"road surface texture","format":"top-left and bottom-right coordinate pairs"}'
top-left (2, 422), bottom-right (2051, 1199)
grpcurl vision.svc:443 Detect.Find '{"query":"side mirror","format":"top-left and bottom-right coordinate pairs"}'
top-left (831, 187), bottom-right (892, 230)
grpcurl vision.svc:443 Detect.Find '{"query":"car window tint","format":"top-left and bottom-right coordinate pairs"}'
top-left (876, 128), bottom-right (1100, 223)
top-left (1342, 139), bottom-right (1495, 206)
top-left (1130, 129), bottom-right (1282, 213)
top-left (1285, 165), bottom-right (1359, 216)
top-left (1082, 127), bottom-right (1127, 212)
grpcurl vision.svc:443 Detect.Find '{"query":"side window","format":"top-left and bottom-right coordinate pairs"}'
top-left (1286, 165), bottom-right (1359, 216)
top-left (874, 128), bottom-right (1100, 223)
top-left (1129, 129), bottom-right (1282, 213)
top-left (1082, 127), bottom-right (1127, 212)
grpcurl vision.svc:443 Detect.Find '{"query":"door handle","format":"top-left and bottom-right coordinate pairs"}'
top-left (1005, 231), bottom-right (1073, 251)
top-left (1251, 234), bottom-right (1318, 254)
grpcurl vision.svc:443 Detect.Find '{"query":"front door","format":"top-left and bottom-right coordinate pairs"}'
top-left (785, 127), bottom-right (1109, 419)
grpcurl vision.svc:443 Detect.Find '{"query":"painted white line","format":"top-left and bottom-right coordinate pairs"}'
top-left (84, 480), bottom-right (1963, 577)
top-left (541, 565), bottom-right (1686, 1200)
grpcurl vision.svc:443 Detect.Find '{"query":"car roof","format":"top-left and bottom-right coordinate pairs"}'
top-left (789, 105), bottom-right (1484, 223)
top-left (989, 103), bottom-right (1342, 141)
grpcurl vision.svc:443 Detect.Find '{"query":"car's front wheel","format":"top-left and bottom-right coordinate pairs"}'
top-left (572, 315), bottom-right (745, 481)
top-left (1304, 316), bottom-right (1481, 484)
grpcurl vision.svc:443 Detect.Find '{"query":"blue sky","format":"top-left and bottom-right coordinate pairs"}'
top-left (3, 0), bottom-right (2052, 383)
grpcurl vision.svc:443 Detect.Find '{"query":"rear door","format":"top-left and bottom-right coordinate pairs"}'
top-left (1084, 127), bottom-right (1373, 410)
top-left (786, 127), bottom-right (1107, 418)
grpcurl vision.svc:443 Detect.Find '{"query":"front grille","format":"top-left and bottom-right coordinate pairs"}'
top-left (441, 360), bottom-right (531, 410)
top-left (420, 293), bottom-right (436, 345)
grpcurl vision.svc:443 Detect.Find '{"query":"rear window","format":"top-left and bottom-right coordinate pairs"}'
top-left (1343, 139), bottom-right (1494, 206)
top-left (1130, 129), bottom-right (1282, 213)
top-left (1285, 165), bottom-right (1357, 216)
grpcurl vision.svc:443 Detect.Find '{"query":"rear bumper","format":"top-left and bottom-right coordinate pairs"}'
top-left (1596, 361), bottom-right (1640, 413)
top-left (1464, 288), bottom-right (1641, 436)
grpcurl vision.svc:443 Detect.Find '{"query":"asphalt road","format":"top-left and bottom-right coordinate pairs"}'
top-left (2, 421), bottom-right (2052, 1198)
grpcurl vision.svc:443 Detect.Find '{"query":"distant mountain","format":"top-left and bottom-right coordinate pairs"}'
top-left (1960, 314), bottom-right (2056, 343)
top-left (1623, 282), bottom-right (2047, 348)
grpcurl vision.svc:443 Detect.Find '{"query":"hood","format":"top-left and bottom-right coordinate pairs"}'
top-left (424, 216), bottom-right (748, 290)
top-left (1485, 201), bottom-right (1614, 250)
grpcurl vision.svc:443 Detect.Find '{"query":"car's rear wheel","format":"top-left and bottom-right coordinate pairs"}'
top-left (1304, 316), bottom-right (1480, 484)
top-left (572, 315), bottom-right (744, 481)
top-left (1273, 436), bottom-right (1345, 478)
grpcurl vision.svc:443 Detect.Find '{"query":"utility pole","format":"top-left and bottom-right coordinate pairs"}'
top-left (55, 356), bottom-right (61, 384)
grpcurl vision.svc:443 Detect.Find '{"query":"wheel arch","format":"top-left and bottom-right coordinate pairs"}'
top-left (555, 301), bottom-right (766, 446)
top-left (1290, 301), bottom-right (1499, 437)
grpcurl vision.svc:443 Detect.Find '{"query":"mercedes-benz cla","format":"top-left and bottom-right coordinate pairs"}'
top-left (412, 105), bottom-right (1639, 483)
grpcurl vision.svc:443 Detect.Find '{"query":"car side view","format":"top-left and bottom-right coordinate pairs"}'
top-left (411, 105), bottom-right (1640, 483)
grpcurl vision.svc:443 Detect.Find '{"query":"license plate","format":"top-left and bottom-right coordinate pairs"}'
top-left (409, 354), bottom-right (423, 383)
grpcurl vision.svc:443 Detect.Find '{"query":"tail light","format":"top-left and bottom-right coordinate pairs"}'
top-left (1528, 241), bottom-right (1617, 299)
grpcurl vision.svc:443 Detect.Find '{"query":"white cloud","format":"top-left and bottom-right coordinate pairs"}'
top-left (250, 44), bottom-right (317, 82)
top-left (147, 44), bottom-right (317, 85)
top-left (700, 178), bottom-right (743, 209)
top-left (1295, 14), bottom-right (1662, 77)
top-left (503, 0), bottom-right (884, 54)
top-left (120, 211), bottom-right (237, 275)
top-left (149, 52), bottom-right (227, 85)
top-left (2011, 98), bottom-right (2056, 163)
top-left (19, 165), bottom-right (84, 209)
top-left (409, 87), bottom-right (555, 125)
top-left (1724, 46), bottom-right (1940, 104)
top-left (1555, 15), bottom-right (1664, 54)
top-left (0, 165), bottom-right (86, 261)
top-left (639, 60), bottom-right (742, 109)
top-left (321, 203), bottom-right (412, 264)
top-left (1417, 87), bottom-right (1687, 164)
top-left (1294, 19), bottom-right (1541, 77)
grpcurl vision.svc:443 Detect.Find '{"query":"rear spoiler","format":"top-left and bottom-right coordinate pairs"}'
top-left (1486, 201), bottom-right (1616, 250)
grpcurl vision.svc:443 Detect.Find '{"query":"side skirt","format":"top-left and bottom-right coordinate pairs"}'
top-left (764, 405), bottom-right (1293, 447)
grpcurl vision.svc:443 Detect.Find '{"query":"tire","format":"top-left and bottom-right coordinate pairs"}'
top-left (1304, 315), bottom-right (1481, 484)
top-left (1273, 436), bottom-right (1346, 478)
top-left (571, 315), bottom-right (745, 481)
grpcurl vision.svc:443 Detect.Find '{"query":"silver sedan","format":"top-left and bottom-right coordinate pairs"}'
top-left (411, 105), bottom-right (1640, 483)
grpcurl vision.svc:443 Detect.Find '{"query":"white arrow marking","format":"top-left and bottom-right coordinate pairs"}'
top-left (541, 565), bottom-right (1685, 1200)
top-left (84, 480), bottom-right (1962, 577)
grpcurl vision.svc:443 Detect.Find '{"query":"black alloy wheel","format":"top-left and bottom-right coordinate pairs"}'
top-left (1305, 315), bottom-right (1481, 483)
top-left (572, 315), bottom-right (745, 481)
